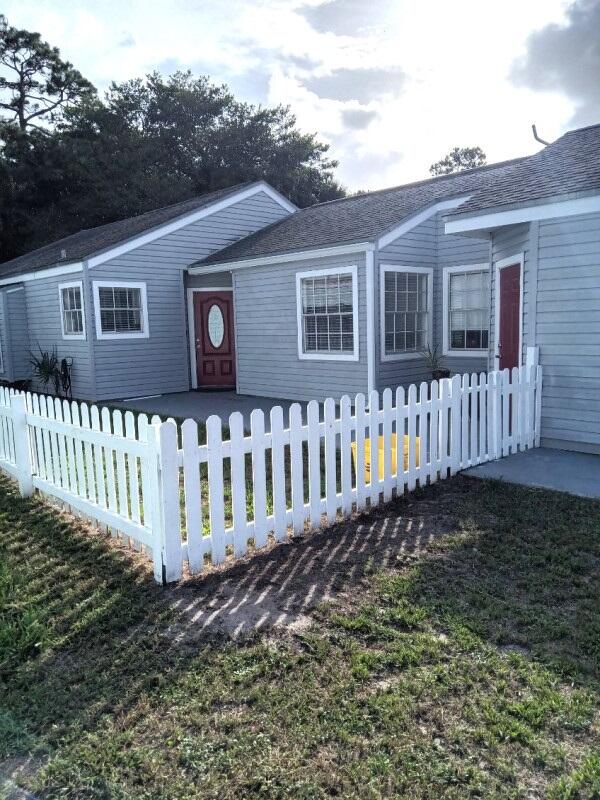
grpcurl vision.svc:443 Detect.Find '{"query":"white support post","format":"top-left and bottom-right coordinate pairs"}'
top-left (149, 419), bottom-right (183, 584)
top-left (11, 394), bottom-right (33, 497)
top-left (526, 346), bottom-right (539, 367)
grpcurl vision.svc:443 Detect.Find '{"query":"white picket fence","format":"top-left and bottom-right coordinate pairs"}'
top-left (0, 365), bottom-right (542, 584)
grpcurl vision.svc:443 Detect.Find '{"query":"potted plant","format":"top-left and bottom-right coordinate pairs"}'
top-left (422, 344), bottom-right (450, 381)
top-left (29, 346), bottom-right (61, 395)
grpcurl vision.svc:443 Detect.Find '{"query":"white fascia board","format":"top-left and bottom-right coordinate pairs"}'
top-left (445, 193), bottom-right (600, 234)
top-left (0, 262), bottom-right (83, 288)
top-left (188, 241), bottom-right (375, 275)
top-left (377, 195), bottom-right (472, 249)
top-left (87, 182), bottom-right (297, 269)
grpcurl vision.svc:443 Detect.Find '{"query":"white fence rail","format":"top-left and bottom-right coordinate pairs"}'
top-left (0, 366), bottom-right (542, 584)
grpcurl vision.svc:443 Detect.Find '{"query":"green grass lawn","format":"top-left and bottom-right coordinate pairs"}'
top-left (1, 471), bottom-right (599, 799)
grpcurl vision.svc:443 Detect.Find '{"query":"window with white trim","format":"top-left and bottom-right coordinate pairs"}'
top-left (383, 269), bottom-right (430, 356)
top-left (59, 282), bottom-right (85, 339)
top-left (299, 271), bottom-right (356, 356)
top-left (93, 281), bottom-right (149, 339)
top-left (447, 269), bottom-right (489, 350)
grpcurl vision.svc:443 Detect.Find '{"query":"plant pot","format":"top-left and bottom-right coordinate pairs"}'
top-left (432, 368), bottom-right (451, 380)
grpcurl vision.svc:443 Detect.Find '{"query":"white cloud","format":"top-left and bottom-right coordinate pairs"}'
top-left (2, 0), bottom-right (580, 191)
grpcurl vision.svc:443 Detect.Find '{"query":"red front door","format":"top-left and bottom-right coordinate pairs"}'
top-left (193, 291), bottom-right (236, 388)
top-left (498, 264), bottom-right (521, 371)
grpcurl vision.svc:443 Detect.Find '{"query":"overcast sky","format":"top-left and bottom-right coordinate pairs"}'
top-left (4, 0), bottom-right (599, 191)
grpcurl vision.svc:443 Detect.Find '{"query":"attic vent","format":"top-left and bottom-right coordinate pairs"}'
top-left (60, 249), bottom-right (67, 259)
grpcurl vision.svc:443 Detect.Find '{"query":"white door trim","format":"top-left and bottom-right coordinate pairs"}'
top-left (187, 287), bottom-right (234, 389)
top-left (494, 253), bottom-right (524, 370)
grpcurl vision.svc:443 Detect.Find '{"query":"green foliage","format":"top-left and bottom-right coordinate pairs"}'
top-left (429, 145), bottom-right (487, 176)
top-left (29, 345), bottom-right (60, 393)
top-left (0, 14), bottom-right (95, 131)
top-left (0, 18), bottom-right (345, 262)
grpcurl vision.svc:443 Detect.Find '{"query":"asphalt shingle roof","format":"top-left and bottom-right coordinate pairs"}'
top-left (0, 182), bottom-right (257, 278)
top-left (200, 158), bottom-right (526, 265)
top-left (449, 124), bottom-right (600, 218)
top-left (4, 123), bottom-right (600, 279)
top-left (201, 123), bottom-right (600, 265)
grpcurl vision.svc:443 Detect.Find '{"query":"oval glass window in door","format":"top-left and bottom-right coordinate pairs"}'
top-left (207, 304), bottom-right (225, 348)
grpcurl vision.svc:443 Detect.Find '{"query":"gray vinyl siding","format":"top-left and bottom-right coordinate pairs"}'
top-left (24, 273), bottom-right (94, 397)
top-left (533, 212), bottom-right (600, 452)
top-left (89, 191), bottom-right (289, 400)
top-left (233, 253), bottom-right (368, 402)
top-left (6, 288), bottom-right (30, 380)
top-left (376, 212), bottom-right (490, 392)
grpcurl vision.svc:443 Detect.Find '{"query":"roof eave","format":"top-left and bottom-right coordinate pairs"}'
top-left (445, 190), bottom-right (600, 235)
top-left (0, 261), bottom-right (84, 287)
top-left (189, 240), bottom-right (375, 274)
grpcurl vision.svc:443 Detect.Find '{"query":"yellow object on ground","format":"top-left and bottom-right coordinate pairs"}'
top-left (351, 434), bottom-right (420, 483)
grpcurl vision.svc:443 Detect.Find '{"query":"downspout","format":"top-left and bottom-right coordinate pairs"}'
top-left (488, 233), bottom-right (493, 373)
top-left (81, 259), bottom-right (98, 401)
top-left (365, 246), bottom-right (376, 398)
top-left (0, 291), bottom-right (13, 381)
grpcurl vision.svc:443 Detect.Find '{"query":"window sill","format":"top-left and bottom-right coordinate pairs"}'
top-left (96, 332), bottom-right (150, 341)
top-left (443, 349), bottom-right (488, 358)
top-left (381, 351), bottom-right (424, 362)
top-left (299, 351), bottom-right (359, 362)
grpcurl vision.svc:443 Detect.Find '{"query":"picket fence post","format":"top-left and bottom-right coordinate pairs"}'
top-left (148, 419), bottom-right (183, 584)
top-left (10, 394), bottom-right (33, 497)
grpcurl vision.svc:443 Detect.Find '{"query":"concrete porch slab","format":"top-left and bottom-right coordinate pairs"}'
top-left (465, 447), bottom-right (600, 499)
top-left (115, 390), bottom-right (309, 429)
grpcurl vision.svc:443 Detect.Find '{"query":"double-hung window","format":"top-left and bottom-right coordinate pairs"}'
top-left (296, 266), bottom-right (358, 360)
top-left (443, 265), bottom-right (490, 355)
top-left (59, 281), bottom-right (86, 339)
top-left (381, 265), bottom-right (432, 359)
top-left (93, 281), bottom-right (149, 340)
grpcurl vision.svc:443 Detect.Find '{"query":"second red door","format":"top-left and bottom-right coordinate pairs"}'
top-left (498, 264), bottom-right (521, 371)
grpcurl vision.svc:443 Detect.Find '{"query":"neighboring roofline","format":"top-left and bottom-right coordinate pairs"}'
top-left (445, 191), bottom-right (600, 234)
top-left (377, 194), bottom-right (472, 248)
top-left (188, 241), bottom-right (375, 274)
top-left (87, 182), bottom-right (297, 268)
top-left (0, 262), bottom-right (83, 288)
top-left (299, 155), bottom-right (527, 213)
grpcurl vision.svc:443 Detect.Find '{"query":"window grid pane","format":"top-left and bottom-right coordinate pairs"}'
top-left (449, 270), bottom-right (489, 350)
top-left (61, 286), bottom-right (84, 335)
top-left (301, 274), bottom-right (354, 354)
top-left (384, 271), bottom-right (429, 355)
top-left (98, 286), bottom-right (143, 334)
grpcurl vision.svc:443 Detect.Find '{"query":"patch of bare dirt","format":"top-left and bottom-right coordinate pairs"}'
top-left (166, 481), bottom-right (468, 643)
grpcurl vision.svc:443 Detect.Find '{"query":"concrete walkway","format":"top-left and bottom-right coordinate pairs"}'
top-left (116, 390), bottom-right (309, 429)
top-left (465, 447), bottom-right (600, 499)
